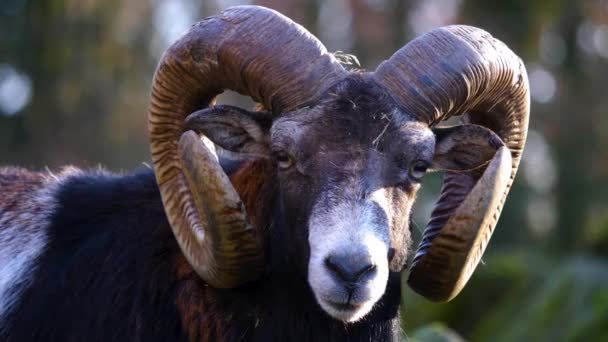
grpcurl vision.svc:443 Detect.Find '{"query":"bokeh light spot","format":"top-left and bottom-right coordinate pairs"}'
top-left (319, 0), bottom-right (353, 52)
top-left (522, 129), bottom-right (557, 195)
top-left (0, 65), bottom-right (32, 116)
top-left (529, 65), bottom-right (556, 104)
top-left (408, 0), bottom-right (462, 36)
top-left (153, 0), bottom-right (200, 50)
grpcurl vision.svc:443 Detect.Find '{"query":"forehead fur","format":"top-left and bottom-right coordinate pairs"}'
top-left (308, 73), bottom-right (404, 146)
top-left (271, 73), bottom-right (433, 156)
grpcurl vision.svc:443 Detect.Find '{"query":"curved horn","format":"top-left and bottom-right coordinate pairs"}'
top-left (149, 6), bottom-right (346, 288)
top-left (374, 26), bottom-right (529, 301)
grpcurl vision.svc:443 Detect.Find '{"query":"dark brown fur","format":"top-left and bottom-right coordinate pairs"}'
top-left (0, 167), bottom-right (46, 212)
top-left (174, 159), bottom-right (275, 341)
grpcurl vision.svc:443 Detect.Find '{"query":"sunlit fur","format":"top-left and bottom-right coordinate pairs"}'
top-left (0, 167), bottom-right (82, 327)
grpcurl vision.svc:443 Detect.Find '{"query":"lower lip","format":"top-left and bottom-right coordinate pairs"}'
top-left (327, 301), bottom-right (363, 311)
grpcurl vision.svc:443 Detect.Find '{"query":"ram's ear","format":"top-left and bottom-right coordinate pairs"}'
top-left (185, 105), bottom-right (272, 159)
top-left (431, 125), bottom-right (505, 172)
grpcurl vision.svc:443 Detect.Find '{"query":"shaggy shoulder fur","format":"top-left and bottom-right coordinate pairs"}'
top-left (0, 167), bottom-right (402, 341)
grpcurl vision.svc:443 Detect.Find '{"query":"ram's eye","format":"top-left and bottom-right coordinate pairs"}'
top-left (274, 151), bottom-right (294, 170)
top-left (409, 161), bottom-right (429, 181)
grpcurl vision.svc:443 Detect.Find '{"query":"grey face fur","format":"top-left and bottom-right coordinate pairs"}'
top-left (268, 77), bottom-right (436, 322)
top-left (302, 126), bottom-right (434, 321)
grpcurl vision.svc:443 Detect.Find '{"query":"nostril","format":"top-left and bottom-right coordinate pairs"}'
top-left (324, 255), bottom-right (376, 284)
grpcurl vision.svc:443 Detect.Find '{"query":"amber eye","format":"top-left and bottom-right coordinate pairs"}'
top-left (274, 151), bottom-right (294, 170)
top-left (409, 161), bottom-right (429, 181)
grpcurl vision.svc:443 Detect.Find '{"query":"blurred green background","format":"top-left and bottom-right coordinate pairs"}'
top-left (1, 0), bottom-right (607, 340)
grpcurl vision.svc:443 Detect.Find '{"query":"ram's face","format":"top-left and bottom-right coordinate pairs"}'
top-left (185, 75), bottom-right (503, 321)
top-left (270, 81), bottom-right (435, 322)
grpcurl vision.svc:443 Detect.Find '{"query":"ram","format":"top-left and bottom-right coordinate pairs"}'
top-left (0, 6), bottom-right (529, 342)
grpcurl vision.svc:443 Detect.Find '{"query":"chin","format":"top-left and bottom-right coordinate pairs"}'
top-left (308, 266), bottom-right (389, 323)
top-left (316, 296), bottom-right (377, 322)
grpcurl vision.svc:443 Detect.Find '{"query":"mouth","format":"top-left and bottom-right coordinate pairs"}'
top-left (316, 295), bottom-right (374, 322)
top-left (326, 300), bottom-right (363, 312)
top-left (307, 217), bottom-right (392, 323)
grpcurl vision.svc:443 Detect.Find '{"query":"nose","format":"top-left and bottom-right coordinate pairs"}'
top-left (324, 253), bottom-right (377, 285)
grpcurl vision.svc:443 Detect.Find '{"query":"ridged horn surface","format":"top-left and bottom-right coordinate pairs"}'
top-left (374, 25), bottom-right (529, 301)
top-left (148, 5), bottom-right (346, 288)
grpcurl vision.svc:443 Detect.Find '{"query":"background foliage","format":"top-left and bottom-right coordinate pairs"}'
top-left (1, 0), bottom-right (607, 340)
